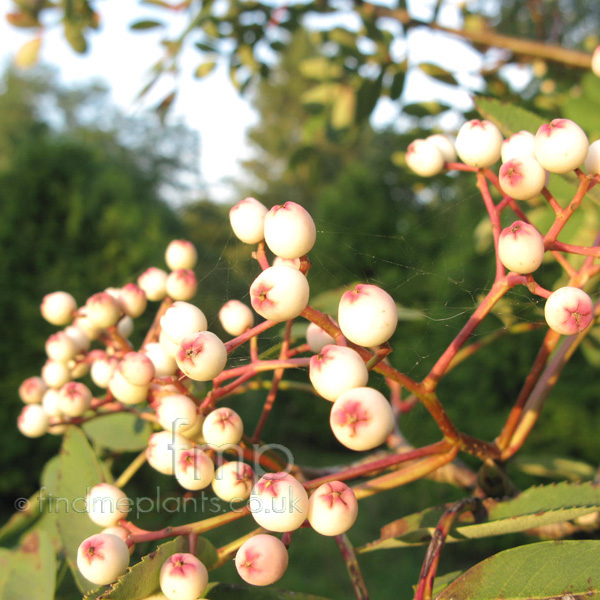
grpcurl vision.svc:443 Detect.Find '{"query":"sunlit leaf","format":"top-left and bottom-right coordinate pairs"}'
top-left (437, 540), bottom-right (600, 600)
top-left (195, 61), bottom-right (217, 78)
top-left (14, 37), bottom-right (42, 69)
top-left (299, 56), bottom-right (343, 80)
top-left (82, 413), bottom-right (152, 452)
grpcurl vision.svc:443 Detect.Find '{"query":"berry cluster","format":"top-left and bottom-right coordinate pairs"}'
top-left (406, 117), bottom-right (597, 336)
top-left (16, 116), bottom-right (600, 597)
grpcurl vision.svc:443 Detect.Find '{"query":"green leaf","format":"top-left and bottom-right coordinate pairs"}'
top-left (301, 83), bottom-right (341, 106)
top-left (98, 536), bottom-right (188, 599)
top-left (418, 63), bottom-right (457, 86)
top-left (431, 570), bottom-right (464, 598)
top-left (403, 102), bottom-right (449, 118)
top-left (56, 427), bottom-right (104, 593)
top-left (359, 481), bottom-right (600, 552)
top-left (389, 71), bottom-right (405, 101)
top-left (1, 531), bottom-right (56, 600)
top-left (82, 413), bottom-right (152, 452)
top-left (436, 540), bottom-right (600, 599)
top-left (298, 57), bottom-right (343, 80)
top-left (64, 22), bottom-right (88, 54)
top-left (355, 72), bottom-right (384, 123)
top-left (475, 96), bottom-right (546, 138)
top-left (195, 61), bottom-right (217, 79)
top-left (130, 19), bottom-right (164, 30)
top-left (204, 583), bottom-right (334, 599)
top-left (513, 454), bottom-right (596, 481)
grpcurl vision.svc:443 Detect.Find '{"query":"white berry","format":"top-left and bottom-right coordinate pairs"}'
top-left (165, 239), bottom-right (198, 271)
top-left (406, 139), bottom-right (445, 177)
top-left (544, 287), bottom-right (594, 335)
top-left (534, 118), bottom-right (589, 174)
top-left (176, 331), bottom-right (228, 381)
top-left (498, 221), bottom-right (545, 274)
top-left (235, 534), bottom-right (289, 586)
top-left (338, 284), bottom-right (397, 347)
top-left (202, 407), bottom-right (244, 448)
top-left (330, 387), bottom-right (394, 451)
top-left (250, 265), bottom-right (310, 322)
top-left (455, 119), bottom-right (503, 168)
top-left (219, 300), bottom-right (255, 336)
top-left (77, 533), bottom-right (130, 586)
top-left (308, 481), bottom-right (358, 536)
top-left (87, 483), bottom-right (130, 528)
top-left (263, 201), bottom-right (316, 259)
top-left (229, 197), bottom-right (268, 244)
top-left (499, 156), bottom-right (546, 200)
top-left (160, 553), bottom-right (208, 600)
top-left (41, 291), bottom-right (77, 326)
top-left (309, 345), bottom-right (368, 401)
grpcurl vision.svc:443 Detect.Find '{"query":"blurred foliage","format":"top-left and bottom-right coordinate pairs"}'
top-left (5, 0), bottom-right (598, 140)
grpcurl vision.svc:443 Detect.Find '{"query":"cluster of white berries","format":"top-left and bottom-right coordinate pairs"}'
top-left (406, 118), bottom-right (596, 337)
top-left (20, 196), bottom-right (409, 593)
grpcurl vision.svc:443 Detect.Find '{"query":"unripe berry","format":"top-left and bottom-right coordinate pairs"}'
top-left (58, 382), bottom-right (93, 417)
top-left (219, 300), bottom-right (255, 336)
top-left (19, 376), bottom-right (47, 404)
top-left (534, 118), bottom-right (589, 174)
top-left (87, 483), bottom-right (131, 527)
top-left (165, 239), bottom-right (198, 271)
top-left (202, 407), bottom-right (244, 448)
top-left (17, 404), bottom-right (50, 437)
top-left (143, 342), bottom-right (178, 377)
top-left (498, 221), bottom-right (545, 274)
top-left (264, 201), bottom-right (316, 259)
top-left (118, 283), bottom-right (147, 318)
top-left (108, 370), bottom-right (149, 405)
top-left (165, 269), bottom-right (197, 301)
top-left (338, 284), bottom-right (398, 347)
top-left (64, 324), bottom-right (91, 352)
top-left (235, 534), bottom-right (289, 586)
top-left (250, 266), bottom-right (310, 322)
top-left (174, 447), bottom-right (215, 491)
top-left (41, 291), bottom-right (77, 326)
top-left (308, 481), bottom-right (358, 536)
top-left (544, 287), bottom-right (594, 335)
top-left (406, 139), bottom-right (445, 177)
top-left (138, 267), bottom-right (168, 301)
top-left (229, 197), bottom-right (268, 244)
top-left (42, 388), bottom-right (62, 417)
top-left (249, 472), bottom-right (309, 532)
top-left (176, 331), bottom-right (228, 381)
top-left (309, 345), bottom-right (368, 401)
top-left (501, 130), bottom-right (535, 162)
top-left (499, 156), bottom-right (546, 200)
top-left (425, 133), bottom-right (457, 162)
top-left (212, 461), bottom-right (255, 502)
top-left (306, 322), bottom-right (336, 353)
top-left (455, 119), bottom-right (503, 168)
top-left (156, 394), bottom-right (198, 433)
top-left (90, 353), bottom-right (119, 389)
top-left (118, 352), bottom-right (156, 386)
top-left (159, 553), bottom-right (208, 600)
top-left (146, 431), bottom-right (191, 475)
top-left (45, 331), bottom-right (78, 362)
top-left (593, 45), bottom-right (600, 78)
top-left (330, 387), bottom-right (394, 451)
top-left (160, 302), bottom-right (208, 345)
top-left (584, 139), bottom-right (600, 175)
top-left (85, 292), bottom-right (122, 329)
top-left (41, 359), bottom-right (72, 388)
top-left (72, 314), bottom-right (102, 341)
top-left (77, 533), bottom-right (130, 586)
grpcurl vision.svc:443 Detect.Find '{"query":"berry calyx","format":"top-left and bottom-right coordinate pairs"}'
top-left (159, 553), bottom-right (208, 600)
top-left (77, 533), bottom-right (130, 586)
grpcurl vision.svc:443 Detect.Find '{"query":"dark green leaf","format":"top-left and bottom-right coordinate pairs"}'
top-left (389, 71), bottom-right (405, 100)
top-left (418, 63), bottom-right (457, 85)
top-left (436, 540), bottom-right (600, 599)
top-left (130, 20), bottom-right (164, 30)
